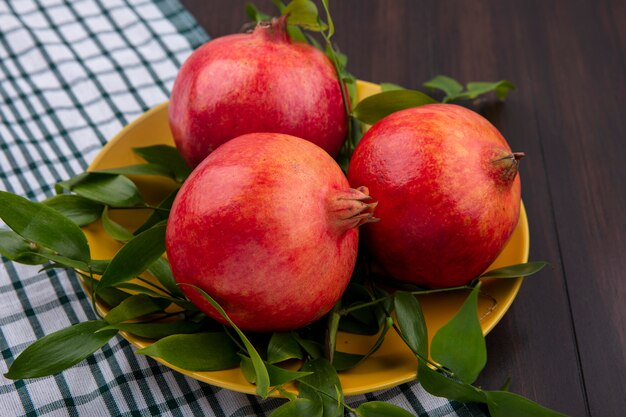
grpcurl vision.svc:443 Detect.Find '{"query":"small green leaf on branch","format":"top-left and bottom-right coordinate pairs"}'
top-left (394, 292), bottom-right (428, 359)
top-left (240, 355), bottom-right (312, 386)
top-left (4, 321), bottom-right (118, 379)
top-left (268, 332), bottom-right (303, 364)
top-left (43, 194), bottom-right (103, 226)
top-left (355, 401), bottom-right (416, 417)
top-left (0, 191), bottom-right (91, 263)
top-left (424, 75), bottom-right (515, 103)
top-left (101, 206), bottom-right (134, 242)
top-left (284, 0), bottom-right (327, 32)
top-left (136, 332), bottom-right (239, 371)
top-left (132, 145), bottom-right (191, 183)
top-left (246, 3), bottom-right (271, 23)
top-left (353, 90), bottom-right (437, 125)
top-left (269, 398), bottom-right (323, 417)
top-left (56, 173), bottom-right (144, 208)
top-left (485, 390), bottom-right (569, 417)
top-left (479, 262), bottom-right (548, 279)
top-left (298, 358), bottom-right (344, 417)
top-left (96, 222), bottom-right (166, 290)
top-left (104, 294), bottom-right (170, 324)
top-left (430, 285), bottom-right (486, 384)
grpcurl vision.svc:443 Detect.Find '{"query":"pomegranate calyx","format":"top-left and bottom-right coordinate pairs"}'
top-left (491, 151), bottom-right (525, 184)
top-left (254, 15), bottom-right (289, 43)
top-left (330, 186), bottom-right (380, 232)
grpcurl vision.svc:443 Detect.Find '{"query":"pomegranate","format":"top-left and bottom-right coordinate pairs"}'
top-left (166, 133), bottom-right (376, 332)
top-left (348, 104), bottom-right (522, 288)
top-left (168, 18), bottom-right (347, 168)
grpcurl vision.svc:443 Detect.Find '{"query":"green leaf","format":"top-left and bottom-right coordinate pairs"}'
top-left (355, 401), bottom-right (415, 417)
top-left (35, 253), bottom-right (91, 270)
top-left (338, 283), bottom-right (385, 335)
top-left (268, 332), bottom-right (303, 364)
top-left (284, 0), bottom-right (326, 31)
top-left (326, 304), bottom-right (341, 364)
top-left (112, 282), bottom-right (197, 311)
top-left (352, 90), bottom-right (437, 125)
top-left (331, 351), bottom-right (364, 372)
top-left (272, 0), bottom-right (287, 12)
top-left (147, 257), bottom-right (185, 298)
top-left (240, 355), bottom-right (312, 386)
top-left (133, 190), bottom-right (176, 235)
top-left (186, 285), bottom-right (270, 398)
top-left (394, 292), bottom-right (428, 358)
top-left (286, 24), bottom-right (309, 42)
top-left (293, 334), bottom-right (323, 359)
top-left (133, 145), bottom-right (191, 183)
top-left (430, 285), bottom-right (486, 384)
top-left (0, 230), bottom-right (50, 265)
top-left (4, 321), bottom-right (118, 379)
top-left (135, 332), bottom-right (239, 371)
top-left (417, 361), bottom-right (487, 404)
top-left (0, 191), bottom-right (90, 263)
top-left (380, 82), bottom-right (405, 92)
top-left (57, 173), bottom-right (144, 208)
top-left (269, 398), bottom-right (323, 417)
top-left (101, 207), bottom-right (134, 242)
top-left (87, 260), bottom-right (110, 275)
top-left (246, 3), bottom-right (270, 22)
top-left (109, 320), bottom-right (203, 339)
top-left (81, 273), bottom-right (131, 308)
top-left (104, 294), bottom-right (170, 324)
top-left (240, 354), bottom-right (257, 384)
top-left (480, 262), bottom-right (549, 279)
top-left (463, 80), bottom-right (515, 101)
top-left (333, 316), bottom-right (393, 372)
top-left (96, 222), bottom-right (166, 290)
top-left (423, 75), bottom-right (464, 101)
top-left (485, 390), bottom-right (568, 417)
top-left (93, 164), bottom-right (174, 179)
top-left (298, 358), bottom-right (343, 417)
top-left (42, 194), bottom-right (103, 226)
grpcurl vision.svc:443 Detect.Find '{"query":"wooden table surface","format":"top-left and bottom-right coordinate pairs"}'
top-left (180, 2), bottom-right (626, 416)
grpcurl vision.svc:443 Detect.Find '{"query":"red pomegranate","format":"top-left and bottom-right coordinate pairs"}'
top-left (348, 104), bottom-right (522, 288)
top-left (168, 18), bottom-right (347, 168)
top-left (166, 133), bottom-right (376, 332)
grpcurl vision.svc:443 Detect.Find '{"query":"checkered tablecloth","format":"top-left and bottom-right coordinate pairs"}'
top-left (0, 1), bottom-right (487, 416)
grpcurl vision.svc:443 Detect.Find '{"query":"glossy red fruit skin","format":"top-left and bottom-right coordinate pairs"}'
top-left (168, 20), bottom-right (347, 168)
top-left (348, 104), bottom-right (521, 288)
top-left (166, 133), bottom-right (370, 332)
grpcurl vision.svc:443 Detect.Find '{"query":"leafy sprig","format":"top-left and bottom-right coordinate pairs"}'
top-left (0, 141), bottom-right (558, 416)
top-left (0, 2), bottom-right (564, 416)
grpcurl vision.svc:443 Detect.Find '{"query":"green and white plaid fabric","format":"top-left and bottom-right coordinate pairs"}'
top-left (0, 1), bottom-right (486, 416)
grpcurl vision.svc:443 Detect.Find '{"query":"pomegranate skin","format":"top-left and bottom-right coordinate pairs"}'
top-left (166, 133), bottom-right (372, 332)
top-left (348, 104), bottom-right (521, 288)
top-left (169, 21), bottom-right (347, 168)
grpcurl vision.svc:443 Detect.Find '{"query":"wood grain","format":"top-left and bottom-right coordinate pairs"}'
top-left (179, 2), bottom-right (626, 416)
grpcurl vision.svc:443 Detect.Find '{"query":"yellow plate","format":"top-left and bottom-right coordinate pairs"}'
top-left (85, 81), bottom-right (528, 397)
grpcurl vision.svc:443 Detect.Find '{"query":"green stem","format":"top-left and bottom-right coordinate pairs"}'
top-left (409, 285), bottom-right (474, 296)
top-left (339, 284), bottom-right (474, 316)
top-left (323, 35), bottom-right (354, 149)
top-left (89, 267), bottom-right (104, 320)
top-left (297, 380), bottom-right (357, 413)
top-left (339, 296), bottom-right (389, 316)
top-left (135, 277), bottom-right (175, 297)
top-left (391, 322), bottom-right (455, 379)
top-left (107, 204), bottom-right (169, 212)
